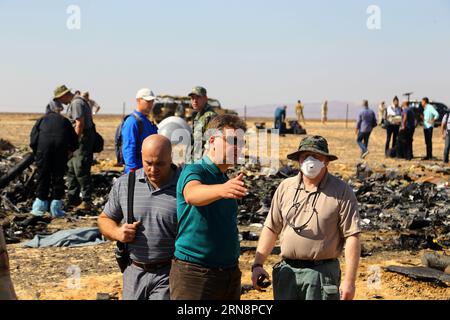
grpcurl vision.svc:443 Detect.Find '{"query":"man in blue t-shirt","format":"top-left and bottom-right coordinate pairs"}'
top-left (170, 114), bottom-right (247, 300)
top-left (274, 105), bottom-right (287, 130)
top-left (122, 88), bottom-right (158, 173)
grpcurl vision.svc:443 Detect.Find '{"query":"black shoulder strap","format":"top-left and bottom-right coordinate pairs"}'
top-left (127, 171), bottom-right (136, 224)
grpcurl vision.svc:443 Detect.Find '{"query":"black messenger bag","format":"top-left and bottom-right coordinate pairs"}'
top-left (115, 171), bottom-right (136, 273)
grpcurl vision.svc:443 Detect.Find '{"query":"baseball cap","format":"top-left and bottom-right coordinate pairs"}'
top-left (188, 86), bottom-right (207, 97)
top-left (136, 88), bottom-right (157, 101)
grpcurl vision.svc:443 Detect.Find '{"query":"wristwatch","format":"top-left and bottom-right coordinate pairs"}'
top-left (251, 263), bottom-right (263, 272)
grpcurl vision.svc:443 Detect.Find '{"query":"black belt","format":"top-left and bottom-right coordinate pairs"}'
top-left (132, 259), bottom-right (172, 272)
top-left (284, 258), bottom-right (337, 268)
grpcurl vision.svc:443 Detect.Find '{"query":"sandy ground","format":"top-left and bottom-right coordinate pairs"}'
top-left (1, 113), bottom-right (449, 300)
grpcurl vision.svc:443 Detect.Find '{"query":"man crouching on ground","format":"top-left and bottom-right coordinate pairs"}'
top-left (170, 114), bottom-right (247, 300)
top-left (98, 135), bottom-right (180, 300)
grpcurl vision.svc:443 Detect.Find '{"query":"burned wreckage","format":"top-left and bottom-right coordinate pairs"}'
top-left (353, 163), bottom-right (450, 251)
top-left (0, 140), bottom-right (120, 243)
top-left (1, 140), bottom-right (449, 253)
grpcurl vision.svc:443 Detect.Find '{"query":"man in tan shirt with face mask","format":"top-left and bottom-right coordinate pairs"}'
top-left (251, 135), bottom-right (361, 300)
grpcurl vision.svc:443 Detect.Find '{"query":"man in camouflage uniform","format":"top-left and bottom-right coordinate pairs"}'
top-left (189, 86), bottom-right (217, 161)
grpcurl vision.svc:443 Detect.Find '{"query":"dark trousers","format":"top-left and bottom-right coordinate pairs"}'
top-left (423, 127), bottom-right (434, 159)
top-left (66, 130), bottom-right (95, 202)
top-left (35, 147), bottom-right (68, 201)
top-left (274, 118), bottom-right (282, 130)
top-left (385, 124), bottom-right (399, 154)
top-left (404, 127), bottom-right (415, 160)
top-left (396, 129), bottom-right (406, 159)
top-left (357, 131), bottom-right (371, 155)
top-left (169, 258), bottom-right (241, 300)
top-left (444, 131), bottom-right (450, 163)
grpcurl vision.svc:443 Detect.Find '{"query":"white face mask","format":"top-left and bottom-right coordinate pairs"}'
top-left (300, 156), bottom-right (325, 179)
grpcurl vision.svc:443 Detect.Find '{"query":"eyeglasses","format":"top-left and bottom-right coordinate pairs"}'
top-left (286, 181), bottom-right (320, 235)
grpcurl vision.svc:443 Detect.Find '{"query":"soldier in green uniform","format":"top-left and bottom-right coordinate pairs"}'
top-left (188, 86), bottom-right (217, 162)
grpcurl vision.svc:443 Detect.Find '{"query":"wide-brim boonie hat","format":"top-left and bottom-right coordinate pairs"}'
top-left (53, 85), bottom-right (71, 99)
top-left (287, 135), bottom-right (338, 161)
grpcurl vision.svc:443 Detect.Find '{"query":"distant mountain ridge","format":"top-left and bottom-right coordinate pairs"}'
top-left (232, 101), bottom-right (374, 120)
top-left (1, 100), bottom-right (376, 120)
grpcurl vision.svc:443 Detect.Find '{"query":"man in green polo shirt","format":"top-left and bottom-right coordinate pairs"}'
top-left (170, 114), bottom-right (247, 300)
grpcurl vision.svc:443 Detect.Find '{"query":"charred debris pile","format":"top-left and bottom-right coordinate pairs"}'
top-left (1, 142), bottom-right (449, 251)
top-left (0, 142), bottom-right (120, 243)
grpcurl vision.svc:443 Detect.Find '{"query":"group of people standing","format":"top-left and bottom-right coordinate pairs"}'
top-left (378, 97), bottom-right (444, 161)
top-left (98, 130), bottom-right (361, 300)
top-left (357, 96), bottom-right (447, 162)
top-left (378, 96), bottom-right (416, 160)
top-left (30, 85), bottom-right (101, 217)
top-left (95, 86), bottom-right (361, 301)
top-left (9, 85), bottom-right (448, 302)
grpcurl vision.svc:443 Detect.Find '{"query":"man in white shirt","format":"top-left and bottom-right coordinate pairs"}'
top-left (385, 96), bottom-right (402, 156)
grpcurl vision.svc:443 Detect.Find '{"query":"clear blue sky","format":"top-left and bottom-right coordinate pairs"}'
top-left (0, 0), bottom-right (449, 113)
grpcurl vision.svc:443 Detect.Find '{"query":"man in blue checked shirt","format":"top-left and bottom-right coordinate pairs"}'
top-left (122, 88), bottom-right (158, 173)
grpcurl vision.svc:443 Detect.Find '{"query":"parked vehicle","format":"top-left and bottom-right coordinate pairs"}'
top-left (151, 95), bottom-right (237, 124)
top-left (408, 100), bottom-right (449, 127)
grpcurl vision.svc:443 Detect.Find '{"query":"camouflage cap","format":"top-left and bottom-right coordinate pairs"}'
top-left (53, 85), bottom-right (71, 99)
top-left (188, 86), bottom-right (207, 97)
top-left (287, 135), bottom-right (338, 161)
